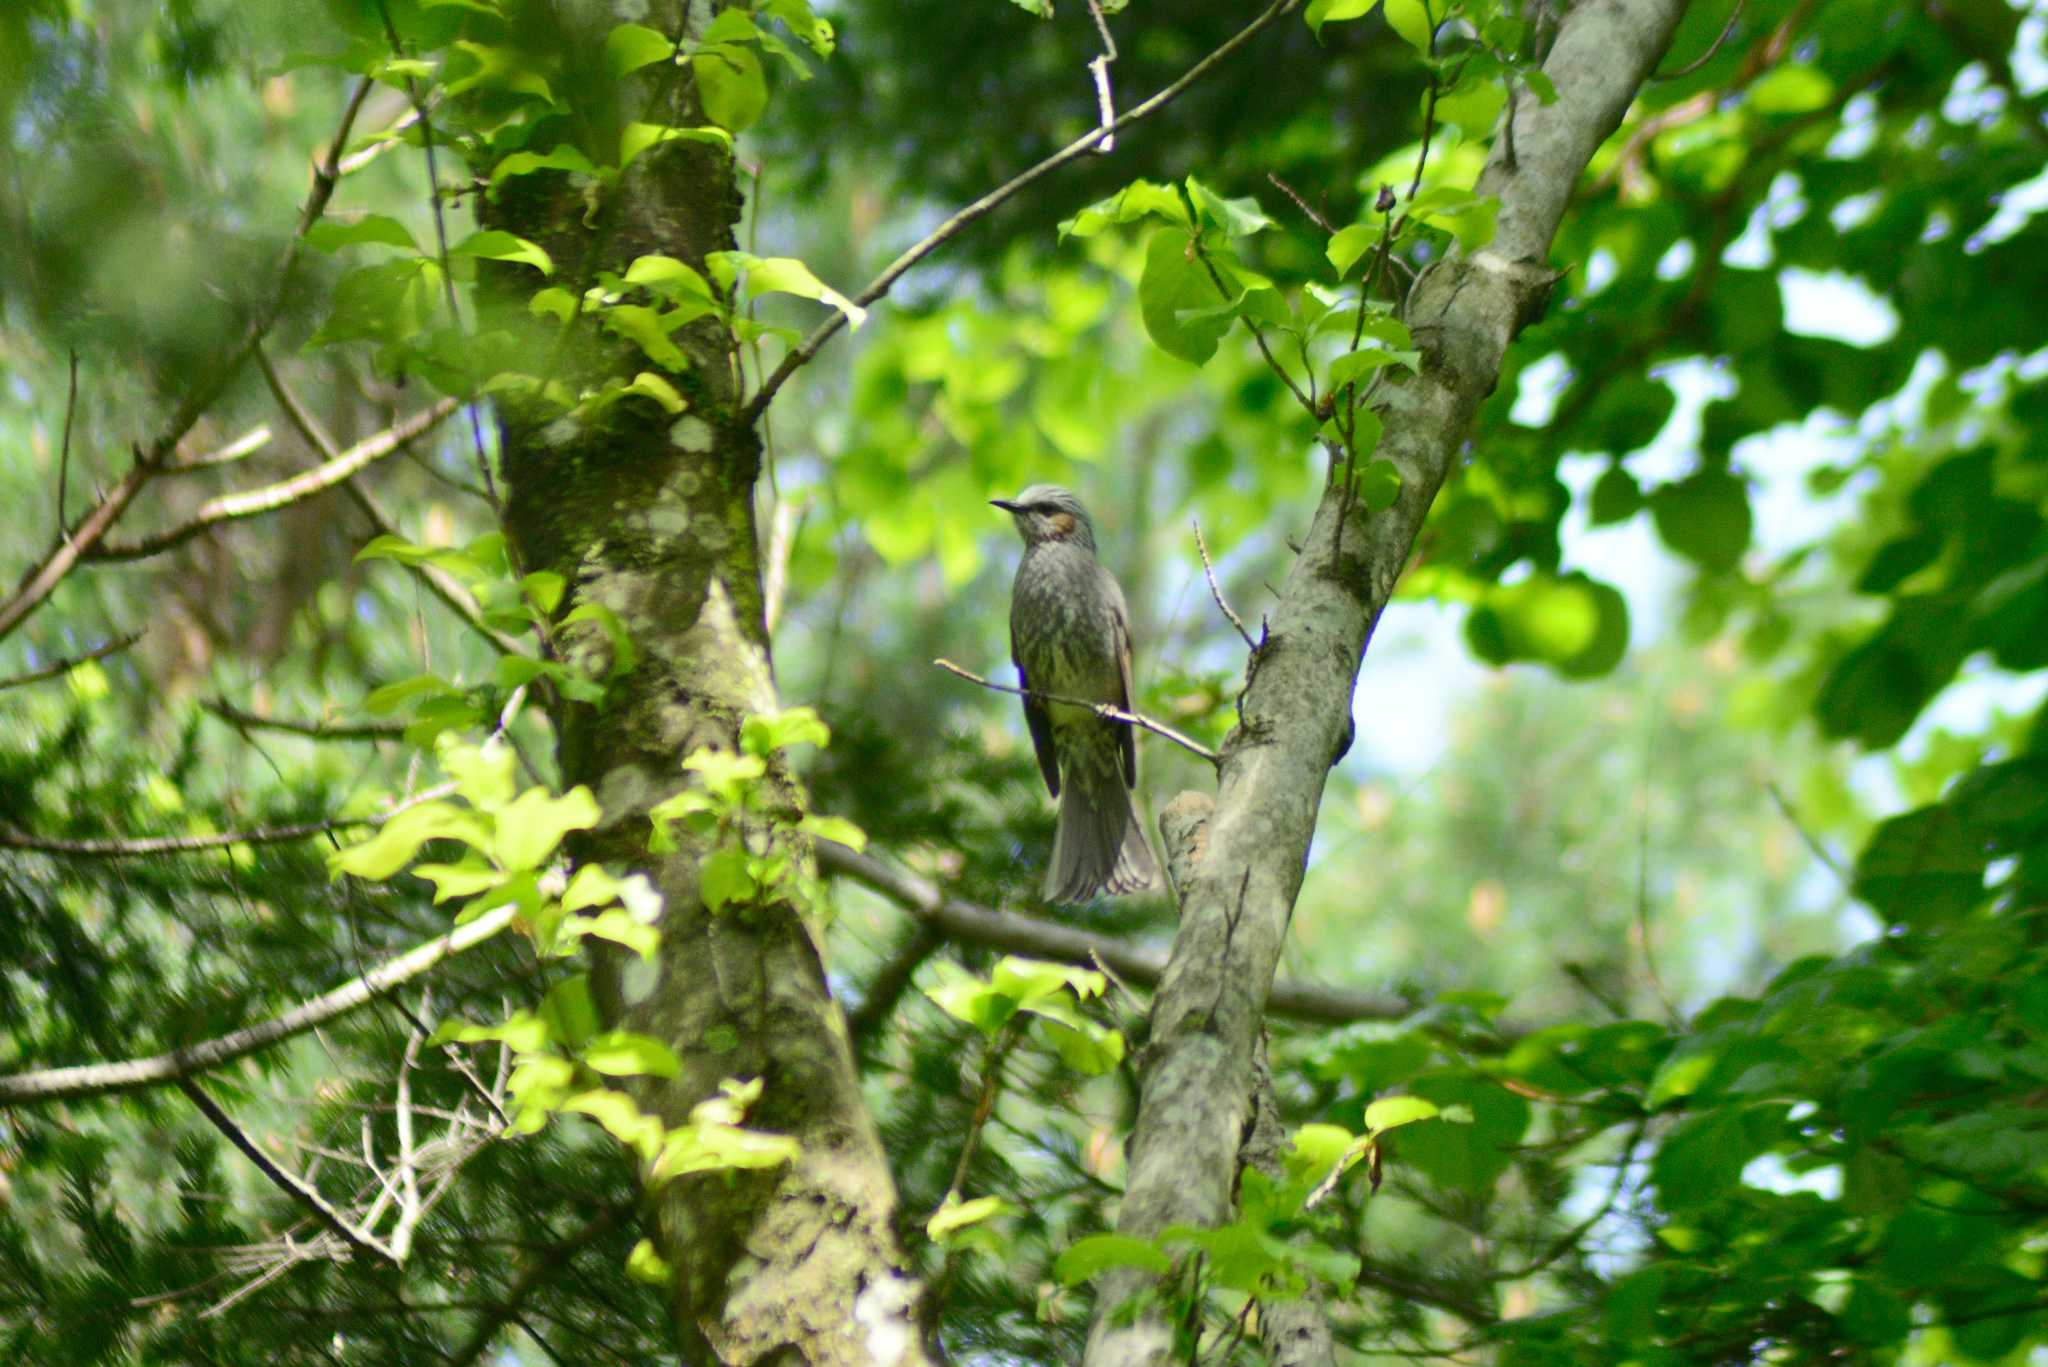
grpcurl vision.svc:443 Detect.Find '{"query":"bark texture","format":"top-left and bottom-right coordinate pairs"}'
top-left (1083, 3), bottom-right (1690, 1360)
top-left (477, 5), bottom-right (926, 1362)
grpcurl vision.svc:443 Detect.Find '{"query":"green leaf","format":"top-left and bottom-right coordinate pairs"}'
top-left (1304, 0), bottom-right (1383, 39)
top-left (693, 43), bottom-right (767, 132)
top-left (582, 1030), bottom-right (683, 1079)
top-left (328, 801), bottom-right (492, 881)
top-left (563, 1089), bottom-right (665, 1158)
top-left (619, 121), bottom-right (734, 171)
top-left (1650, 467), bottom-right (1752, 573)
top-left (699, 846), bottom-right (756, 910)
top-left (1328, 346), bottom-right (1421, 389)
top-left (1055, 1233), bottom-right (1172, 1285)
top-left (493, 785), bottom-right (601, 871)
top-left (1185, 177), bottom-right (1273, 237)
top-left (927, 1194), bottom-right (1008, 1242)
top-left (602, 304), bottom-right (690, 371)
top-left (798, 813), bottom-right (866, 850)
top-left (991, 956), bottom-right (1106, 1005)
top-left (1138, 229), bottom-right (1237, 366)
top-left (451, 230), bottom-right (553, 275)
top-left (1327, 224), bottom-right (1378, 277)
top-left (1851, 805), bottom-right (1988, 927)
top-left (304, 215), bottom-right (420, 253)
top-left (1035, 1017), bottom-right (1125, 1076)
top-left (1465, 572), bottom-right (1631, 678)
top-left (1384, 0), bottom-right (1435, 51)
top-left (562, 863), bottom-right (626, 912)
top-left (760, 0), bottom-right (836, 56)
top-left (1058, 179), bottom-right (1191, 240)
top-left (412, 858), bottom-right (505, 903)
top-left (1748, 63), bottom-right (1835, 115)
top-left (440, 737), bottom-right (516, 810)
top-left (1589, 464), bottom-right (1643, 525)
top-left (1355, 453), bottom-right (1399, 510)
top-left (711, 251), bottom-right (866, 329)
top-left (1364, 1095), bottom-right (1442, 1133)
top-left (565, 909), bottom-right (661, 961)
top-left (1408, 187), bottom-right (1500, 252)
top-left (604, 22), bottom-right (675, 77)
top-left (741, 705), bottom-right (831, 755)
top-left (623, 254), bottom-right (716, 304)
top-left (490, 144), bottom-right (596, 188)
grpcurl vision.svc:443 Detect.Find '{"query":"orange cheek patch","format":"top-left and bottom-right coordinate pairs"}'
top-left (1049, 512), bottom-right (1076, 537)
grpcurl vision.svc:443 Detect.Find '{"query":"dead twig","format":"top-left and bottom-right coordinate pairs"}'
top-left (1192, 520), bottom-right (1257, 652)
top-left (934, 657), bottom-right (1219, 766)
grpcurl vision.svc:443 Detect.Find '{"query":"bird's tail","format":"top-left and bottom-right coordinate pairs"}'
top-left (1046, 759), bottom-right (1159, 904)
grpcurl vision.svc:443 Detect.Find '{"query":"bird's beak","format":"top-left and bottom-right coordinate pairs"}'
top-left (989, 498), bottom-right (1018, 512)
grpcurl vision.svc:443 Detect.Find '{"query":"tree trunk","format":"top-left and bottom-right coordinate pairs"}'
top-left (477, 5), bottom-right (927, 1362)
top-left (1084, 1), bottom-right (1691, 1359)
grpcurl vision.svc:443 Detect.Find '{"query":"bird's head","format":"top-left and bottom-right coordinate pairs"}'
top-left (992, 484), bottom-right (1098, 551)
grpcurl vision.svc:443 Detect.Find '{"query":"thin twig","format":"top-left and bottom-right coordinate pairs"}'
top-left (0, 780), bottom-right (456, 859)
top-left (0, 77), bottom-right (369, 646)
top-left (1654, 0), bottom-right (1747, 79)
top-left (54, 349), bottom-right (77, 543)
top-left (252, 349), bottom-right (523, 657)
top-left (742, 0), bottom-right (1302, 424)
top-left (0, 630), bottom-right (142, 692)
top-left (934, 657), bottom-right (1218, 765)
top-left (200, 698), bottom-right (406, 742)
top-left (1265, 171), bottom-right (1336, 234)
top-left (88, 397), bottom-right (459, 561)
top-left (1085, 0), bottom-right (1119, 154)
top-left (0, 901), bottom-right (518, 1104)
top-left (178, 1077), bottom-right (396, 1264)
top-left (1764, 779), bottom-right (1845, 879)
top-left (1192, 520), bottom-right (1257, 652)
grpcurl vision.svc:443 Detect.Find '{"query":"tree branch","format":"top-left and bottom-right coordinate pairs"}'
top-left (0, 77), bottom-right (370, 645)
top-left (200, 697), bottom-right (408, 742)
top-left (740, 0), bottom-right (1302, 425)
top-left (814, 840), bottom-right (1406, 1027)
top-left (934, 658), bottom-right (1219, 765)
top-left (0, 630), bottom-right (142, 692)
top-left (1083, 2), bottom-right (1690, 1359)
top-left (0, 903), bottom-right (517, 1105)
top-left (88, 398), bottom-right (460, 561)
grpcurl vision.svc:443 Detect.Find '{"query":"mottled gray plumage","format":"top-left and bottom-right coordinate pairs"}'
top-left (993, 485), bottom-right (1160, 903)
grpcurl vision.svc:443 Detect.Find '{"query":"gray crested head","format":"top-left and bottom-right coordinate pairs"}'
top-left (992, 483), bottom-right (1097, 552)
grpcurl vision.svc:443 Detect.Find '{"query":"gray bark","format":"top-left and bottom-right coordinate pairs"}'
top-left (476, 4), bottom-right (927, 1362)
top-left (1083, 2), bottom-right (1690, 1359)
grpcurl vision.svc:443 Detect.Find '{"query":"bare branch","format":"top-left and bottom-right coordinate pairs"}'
top-left (0, 78), bottom-right (371, 645)
top-left (814, 840), bottom-right (1406, 1027)
top-left (178, 1077), bottom-right (397, 1264)
top-left (253, 349), bottom-right (524, 657)
top-left (200, 697), bottom-right (407, 742)
top-left (1193, 521), bottom-right (1257, 652)
top-left (0, 820), bottom-right (355, 856)
top-left (741, 0), bottom-right (1302, 424)
top-left (934, 657), bottom-right (1219, 765)
top-left (1086, 0), bottom-right (1120, 154)
top-left (0, 902), bottom-right (517, 1105)
top-left (54, 349), bottom-right (78, 542)
top-left (0, 630), bottom-right (142, 692)
top-left (89, 398), bottom-right (460, 561)
top-left (1654, 0), bottom-right (1747, 80)
top-left (165, 424), bottom-right (274, 473)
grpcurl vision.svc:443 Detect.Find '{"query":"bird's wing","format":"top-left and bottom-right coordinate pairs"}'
top-left (1012, 644), bottom-right (1060, 797)
top-left (1111, 593), bottom-right (1138, 788)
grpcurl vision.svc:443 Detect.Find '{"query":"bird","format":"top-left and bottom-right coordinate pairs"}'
top-left (992, 484), bottom-right (1160, 904)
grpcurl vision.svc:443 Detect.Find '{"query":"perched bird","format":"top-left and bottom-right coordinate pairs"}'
top-left (993, 485), bottom-right (1160, 903)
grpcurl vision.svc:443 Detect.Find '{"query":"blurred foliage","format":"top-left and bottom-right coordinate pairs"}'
top-left (2, 0), bottom-right (2047, 1363)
